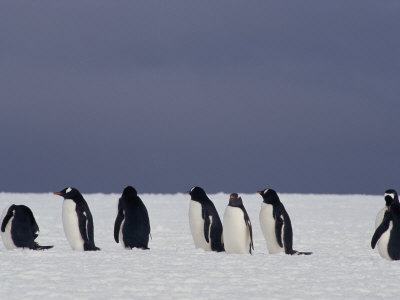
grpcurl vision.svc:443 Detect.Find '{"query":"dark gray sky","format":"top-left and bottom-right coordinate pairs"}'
top-left (1, 1), bottom-right (399, 194)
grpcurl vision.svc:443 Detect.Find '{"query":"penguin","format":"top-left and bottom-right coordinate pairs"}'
top-left (114, 186), bottom-right (151, 250)
top-left (187, 186), bottom-right (224, 252)
top-left (258, 189), bottom-right (312, 255)
top-left (371, 189), bottom-right (400, 260)
top-left (0, 204), bottom-right (53, 250)
top-left (372, 189), bottom-right (398, 259)
top-left (54, 187), bottom-right (100, 251)
top-left (223, 193), bottom-right (254, 254)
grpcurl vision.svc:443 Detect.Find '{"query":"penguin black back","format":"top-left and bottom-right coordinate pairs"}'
top-left (114, 186), bottom-right (151, 250)
top-left (1, 204), bottom-right (53, 250)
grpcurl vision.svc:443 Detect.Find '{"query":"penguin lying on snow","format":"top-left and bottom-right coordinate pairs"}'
top-left (258, 189), bottom-right (312, 255)
top-left (223, 193), bottom-right (254, 254)
top-left (0, 204), bottom-right (53, 250)
top-left (371, 189), bottom-right (400, 260)
top-left (188, 186), bottom-right (224, 252)
top-left (114, 186), bottom-right (151, 250)
top-left (54, 187), bottom-right (100, 251)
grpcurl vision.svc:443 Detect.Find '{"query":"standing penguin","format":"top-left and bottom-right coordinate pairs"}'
top-left (187, 186), bottom-right (224, 252)
top-left (54, 187), bottom-right (100, 251)
top-left (223, 193), bottom-right (254, 254)
top-left (114, 186), bottom-right (151, 250)
top-left (371, 189), bottom-right (400, 260)
top-left (258, 189), bottom-right (312, 255)
top-left (372, 189), bottom-right (398, 259)
top-left (0, 204), bottom-right (53, 250)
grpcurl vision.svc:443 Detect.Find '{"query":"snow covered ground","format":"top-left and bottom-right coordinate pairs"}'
top-left (0, 191), bottom-right (398, 299)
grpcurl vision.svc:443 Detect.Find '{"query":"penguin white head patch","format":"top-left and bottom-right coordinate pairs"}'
top-left (66, 187), bottom-right (72, 194)
top-left (385, 193), bottom-right (395, 200)
top-left (263, 189), bottom-right (269, 195)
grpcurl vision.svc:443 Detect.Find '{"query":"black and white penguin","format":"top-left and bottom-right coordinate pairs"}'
top-left (223, 193), bottom-right (254, 254)
top-left (114, 186), bottom-right (151, 250)
top-left (0, 204), bottom-right (53, 250)
top-left (372, 189), bottom-right (398, 259)
top-left (54, 187), bottom-right (100, 251)
top-left (258, 189), bottom-right (312, 255)
top-left (371, 189), bottom-right (400, 260)
top-left (187, 186), bottom-right (224, 252)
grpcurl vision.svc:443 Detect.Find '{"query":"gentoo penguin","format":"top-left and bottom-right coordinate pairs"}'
top-left (371, 189), bottom-right (400, 260)
top-left (372, 189), bottom-right (398, 259)
top-left (114, 186), bottom-right (151, 250)
top-left (223, 193), bottom-right (254, 254)
top-left (54, 187), bottom-right (100, 251)
top-left (258, 189), bottom-right (312, 255)
top-left (187, 186), bottom-right (224, 252)
top-left (0, 204), bottom-right (53, 250)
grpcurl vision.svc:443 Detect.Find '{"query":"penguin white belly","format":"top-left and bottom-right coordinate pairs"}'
top-left (0, 206), bottom-right (17, 250)
top-left (62, 200), bottom-right (84, 251)
top-left (374, 208), bottom-right (392, 260)
top-left (259, 203), bottom-right (284, 254)
top-left (223, 207), bottom-right (250, 254)
top-left (119, 218), bottom-right (126, 248)
top-left (189, 201), bottom-right (211, 251)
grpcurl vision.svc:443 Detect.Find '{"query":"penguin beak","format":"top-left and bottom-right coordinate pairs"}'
top-left (257, 191), bottom-right (262, 195)
top-left (54, 192), bottom-right (62, 196)
top-left (187, 191), bottom-right (191, 195)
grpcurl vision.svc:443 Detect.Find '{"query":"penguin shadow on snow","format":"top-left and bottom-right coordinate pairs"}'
top-left (0, 204), bottom-right (53, 250)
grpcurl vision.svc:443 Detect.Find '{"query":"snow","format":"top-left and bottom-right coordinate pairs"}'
top-left (0, 192), bottom-right (399, 299)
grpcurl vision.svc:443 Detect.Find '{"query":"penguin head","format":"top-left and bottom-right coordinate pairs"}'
top-left (257, 188), bottom-right (280, 204)
top-left (187, 186), bottom-right (208, 201)
top-left (228, 193), bottom-right (243, 207)
top-left (54, 187), bottom-right (80, 199)
top-left (384, 189), bottom-right (399, 209)
top-left (122, 186), bottom-right (138, 198)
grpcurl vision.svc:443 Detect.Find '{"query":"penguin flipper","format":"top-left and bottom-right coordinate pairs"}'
top-left (1, 205), bottom-right (15, 232)
top-left (203, 211), bottom-right (211, 243)
top-left (371, 211), bottom-right (391, 249)
top-left (275, 215), bottom-right (284, 248)
top-left (114, 209), bottom-right (124, 243)
top-left (76, 208), bottom-right (90, 243)
top-left (282, 214), bottom-right (295, 255)
top-left (242, 206), bottom-right (254, 253)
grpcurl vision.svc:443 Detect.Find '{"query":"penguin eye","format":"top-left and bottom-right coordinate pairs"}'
top-left (66, 187), bottom-right (72, 193)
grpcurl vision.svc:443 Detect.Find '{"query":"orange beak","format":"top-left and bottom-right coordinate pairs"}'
top-left (54, 192), bottom-right (62, 195)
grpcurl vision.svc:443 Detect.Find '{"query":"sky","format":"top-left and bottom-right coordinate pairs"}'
top-left (1, 1), bottom-right (399, 194)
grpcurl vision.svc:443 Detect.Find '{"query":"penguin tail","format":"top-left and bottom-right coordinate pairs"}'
top-left (33, 244), bottom-right (54, 250)
top-left (292, 250), bottom-right (312, 255)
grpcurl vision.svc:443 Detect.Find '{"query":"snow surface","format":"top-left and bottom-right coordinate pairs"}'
top-left (0, 192), bottom-right (399, 299)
